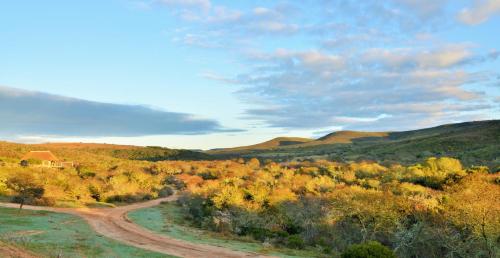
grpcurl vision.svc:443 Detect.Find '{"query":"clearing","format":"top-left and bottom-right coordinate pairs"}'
top-left (0, 195), bottom-right (272, 258)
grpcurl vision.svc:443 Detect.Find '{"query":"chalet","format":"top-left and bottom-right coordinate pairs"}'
top-left (21, 151), bottom-right (73, 168)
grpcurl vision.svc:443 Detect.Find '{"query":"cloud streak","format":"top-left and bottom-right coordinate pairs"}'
top-left (0, 86), bottom-right (235, 137)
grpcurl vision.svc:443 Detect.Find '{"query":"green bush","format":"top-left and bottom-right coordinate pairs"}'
top-left (342, 241), bottom-right (396, 258)
top-left (158, 186), bottom-right (174, 197)
top-left (286, 235), bottom-right (305, 249)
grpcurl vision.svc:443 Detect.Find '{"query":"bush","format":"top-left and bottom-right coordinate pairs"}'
top-left (342, 241), bottom-right (396, 258)
top-left (286, 235), bottom-right (305, 249)
top-left (105, 193), bottom-right (151, 203)
top-left (163, 176), bottom-right (186, 190)
top-left (31, 197), bottom-right (56, 206)
top-left (158, 186), bottom-right (174, 197)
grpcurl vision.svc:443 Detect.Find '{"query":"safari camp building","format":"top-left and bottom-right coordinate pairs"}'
top-left (21, 151), bottom-right (73, 168)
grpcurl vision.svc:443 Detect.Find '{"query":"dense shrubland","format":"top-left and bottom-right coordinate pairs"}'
top-left (0, 151), bottom-right (498, 257)
top-left (172, 158), bottom-right (499, 257)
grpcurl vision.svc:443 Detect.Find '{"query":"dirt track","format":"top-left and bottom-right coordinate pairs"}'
top-left (0, 196), bottom-right (273, 258)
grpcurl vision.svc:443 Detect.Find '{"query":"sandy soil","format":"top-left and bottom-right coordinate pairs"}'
top-left (0, 196), bottom-right (274, 258)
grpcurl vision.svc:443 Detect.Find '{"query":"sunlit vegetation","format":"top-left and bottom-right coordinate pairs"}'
top-left (168, 158), bottom-right (499, 257)
top-left (0, 140), bottom-right (499, 257)
top-left (128, 202), bottom-right (318, 258)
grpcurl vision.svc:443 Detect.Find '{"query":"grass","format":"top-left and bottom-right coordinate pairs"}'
top-left (128, 202), bottom-right (323, 258)
top-left (0, 207), bottom-right (175, 258)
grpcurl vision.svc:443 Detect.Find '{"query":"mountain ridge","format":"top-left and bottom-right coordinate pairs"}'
top-left (207, 120), bottom-right (500, 168)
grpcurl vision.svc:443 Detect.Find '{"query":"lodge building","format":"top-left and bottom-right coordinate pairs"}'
top-left (21, 151), bottom-right (74, 168)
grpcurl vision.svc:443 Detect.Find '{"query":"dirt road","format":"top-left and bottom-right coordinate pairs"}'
top-left (0, 196), bottom-right (273, 258)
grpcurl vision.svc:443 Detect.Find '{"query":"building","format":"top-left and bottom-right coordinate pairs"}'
top-left (21, 151), bottom-right (73, 168)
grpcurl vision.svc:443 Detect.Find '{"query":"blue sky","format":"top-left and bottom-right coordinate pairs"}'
top-left (1, 0), bottom-right (499, 149)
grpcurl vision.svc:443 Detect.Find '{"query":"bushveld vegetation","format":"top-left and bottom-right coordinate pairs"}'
top-left (1, 141), bottom-right (499, 257)
top-left (172, 158), bottom-right (499, 257)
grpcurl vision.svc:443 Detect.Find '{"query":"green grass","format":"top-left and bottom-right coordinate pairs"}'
top-left (0, 207), bottom-right (175, 258)
top-left (128, 202), bottom-right (323, 258)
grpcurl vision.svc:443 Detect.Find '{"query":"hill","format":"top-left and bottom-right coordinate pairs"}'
top-left (208, 120), bottom-right (500, 168)
top-left (305, 131), bottom-right (389, 145)
top-left (0, 141), bottom-right (212, 163)
top-left (207, 137), bottom-right (313, 154)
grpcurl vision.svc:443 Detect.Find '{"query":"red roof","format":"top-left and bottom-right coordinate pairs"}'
top-left (22, 151), bottom-right (59, 161)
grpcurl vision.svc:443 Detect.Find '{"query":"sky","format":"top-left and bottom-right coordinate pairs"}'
top-left (0, 0), bottom-right (499, 149)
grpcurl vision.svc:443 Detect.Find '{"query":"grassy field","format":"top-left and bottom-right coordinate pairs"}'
top-left (128, 202), bottom-right (323, 258)
top-left (0, 207), bottom-right (174, 258)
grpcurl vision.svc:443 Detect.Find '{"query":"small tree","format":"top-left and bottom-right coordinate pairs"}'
top-left (6, 173), bottom-right (44, 211)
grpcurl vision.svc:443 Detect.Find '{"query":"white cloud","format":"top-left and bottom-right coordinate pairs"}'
top-left (159, 0), bottom-right (211, 11)
top-left (362, 45), bottom-right (474, 70)
top-left (156, 1), bottom-right (499, 131)
top-left (458, 0), bottom-right (500, 25)
top-left (393, 0), bottom-right (448, 18)
top-left (228, 46), bottom-right (497, 130)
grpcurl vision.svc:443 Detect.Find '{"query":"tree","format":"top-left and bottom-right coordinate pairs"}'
top-left (6, 173), bottom-right (44, 211)
top-left (444, 174), bottom-right (500, 257)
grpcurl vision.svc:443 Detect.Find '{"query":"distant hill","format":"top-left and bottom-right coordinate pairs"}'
top-left (1, 120), bottom-right (498, 168)
top-left (0, 142), bottom-right (212, 162)
top-left (208, 120), bottom-right (500, 168)
top-left (306, 131), bottom-right (389, 145)
top-left (207, 137), bottom-right (313, 154)
top-left (207, 132), bottom-right (390, 155)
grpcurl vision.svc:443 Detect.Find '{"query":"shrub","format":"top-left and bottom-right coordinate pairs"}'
top-left (342, 241), bottom-right (396, 258)
top-left (31, 197), bottom-right (56, 206)
top-left (163, 175), bottom-right (186, 190)
top-left (105, 193), bottom-right (150, 203)
top-left (286, 235), bottom-right (305, 249)
top-left (158, 186), bottom-right (174, 197)
top-left (199, 171), bottom-right (218, 180)
top-left (88, 185), bottom-right (101, 201)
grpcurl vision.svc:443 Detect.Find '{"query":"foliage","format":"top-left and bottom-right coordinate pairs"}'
top-left (0, 139), bottom-right (498, 257)
top-left (5, 173), bottom-right (45, 209)
top-left (341, 241), bottom-right (396, 258)
top-left (111, 146), bottom-right (212, 161)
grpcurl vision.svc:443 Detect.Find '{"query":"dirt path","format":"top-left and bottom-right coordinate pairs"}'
top-left (0, 196), bottom-right (273, 258)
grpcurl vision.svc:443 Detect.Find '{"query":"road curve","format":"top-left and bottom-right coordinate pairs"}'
top-left (0, 196), bottom-right (274, 258)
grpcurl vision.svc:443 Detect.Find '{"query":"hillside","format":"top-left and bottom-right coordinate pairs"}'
top-left (207, 137), bottom-right (313, 154)
top-left (305, 131), bottom-right (389, 145)
top-left (207, 132), bottom-right (389, 155)
top-left (0, 141), bottom-right (211, 163)
top-left (209, 120), bottom-right (500, 168)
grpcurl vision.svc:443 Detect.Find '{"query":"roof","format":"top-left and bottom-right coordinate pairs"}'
top-left (22, 151), bottom-right (59, 161)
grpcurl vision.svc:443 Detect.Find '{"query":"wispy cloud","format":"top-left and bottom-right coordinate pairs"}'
top-left (458, 0), bottom-right (500, 25)
top-left (224, 46), bottom-right (497, 130)
top-left (143, 0), bottom-right (500, 131)
top-left (159, 0), bottom-right (211, 11)
top-left (0, 86), bottom-right (237, 137)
